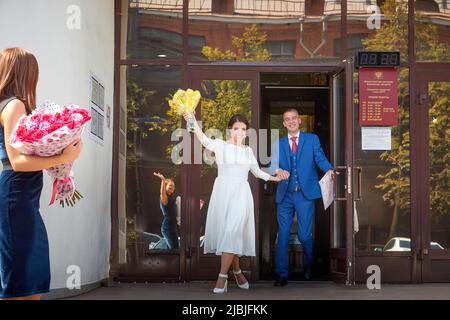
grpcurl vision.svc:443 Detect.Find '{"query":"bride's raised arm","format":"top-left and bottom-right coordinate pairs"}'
top-left (183, 112), bottom-right (223, 153)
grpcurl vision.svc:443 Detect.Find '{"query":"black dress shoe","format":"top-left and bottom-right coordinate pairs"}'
top-left (274, 277), bottom-right (288, 287)
top-left (304, 266), bottom-right (312, 280)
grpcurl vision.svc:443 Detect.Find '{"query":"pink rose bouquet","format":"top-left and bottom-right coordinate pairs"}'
top-left (8, 102), bottom-right (91, 207)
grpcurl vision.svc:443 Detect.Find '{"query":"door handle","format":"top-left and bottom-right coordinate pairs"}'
top-left (418, 249), bottom-right (429, 261)
top-left (333, 166), bottom-right (348, 201)
top-left (263, 180), bottom-right (275, 195)
top-left (186, 247), bottom-right (196, 258)
top-left (354, 167), bottom-right (362, 201)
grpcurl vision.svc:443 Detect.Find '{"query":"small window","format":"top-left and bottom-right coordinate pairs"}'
top-left (334, 33), bottom-right (368, 57)
top-left (431, 242), bottom-right (444, 250)
top-left (399, 240), bottom-right (411, 249)
top-left (384, 239), bottom-right (396, 250)
top-left (262, 41), bottom-right (296, 60)
top-left (415, 0), bottom-right (440, 12)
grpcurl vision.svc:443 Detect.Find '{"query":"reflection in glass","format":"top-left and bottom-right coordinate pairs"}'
top-left (199, 79), bottom-right (252, 251)
top-left (123, 66), bottom-right (182, 267)
top-left (415, 0), bottom-right (450, 62)
top-left (353, 1), bottom-right (414, 252)
top-left (188, 0), bottom-right (341, 61)
top-left (125, 0), bottom-right (183, 59)
top-left (154, 173), bottom-right (180, 249)
top-left (358, 0), bottom-right (409, 63)
top-left (235, 1), bottom-right (305, 16)
top-left (263, 41), bottom-right (296, 60)
top-left (354, 68), bottom-right (411, 252)
top-left (428, 81), bottom-right (450, 250)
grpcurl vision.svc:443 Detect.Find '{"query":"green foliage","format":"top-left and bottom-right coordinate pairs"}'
top-left (428, 82), bottom-right (450, 219)
top-left (199, 25), bottom-right (271, 134)
top-left (200, 80), bottom-right (252, 134)
top-left (126, 217), bottom-right (138, 242)
top-left (202, 24), bottom-right (272, 62)
top-left (126, 79), bottom-right (156, 164)
top-left (363, 0), bottom-right (450, 223)
top-left (144, 24), bottom-right (271, 157)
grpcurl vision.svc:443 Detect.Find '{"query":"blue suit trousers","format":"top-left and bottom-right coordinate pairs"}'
top-left (276, 189), bottom-right (315, 279)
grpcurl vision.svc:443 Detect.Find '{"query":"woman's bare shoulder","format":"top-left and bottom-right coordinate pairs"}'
top-left (0, 99), bottom-right (26, 125)
top-left (2, 98), bottom-right (26, 115)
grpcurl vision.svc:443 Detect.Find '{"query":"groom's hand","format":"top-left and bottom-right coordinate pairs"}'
top-left (275, 168), bottom-right (290, 180)
top-left (326, 169), bottom-right (338, 181)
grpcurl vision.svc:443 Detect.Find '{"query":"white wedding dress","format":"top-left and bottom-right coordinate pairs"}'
top-left (201, 134), bottom-right (271, 257)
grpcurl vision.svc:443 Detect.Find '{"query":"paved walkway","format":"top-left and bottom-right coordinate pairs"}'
top-left (64, 281), bottom-right (450, 300)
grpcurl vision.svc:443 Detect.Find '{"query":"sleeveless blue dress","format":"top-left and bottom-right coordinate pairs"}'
top-left (0, 97), bottom-right (50, 298)
top-left (159, 196), bottom-right (179, 249)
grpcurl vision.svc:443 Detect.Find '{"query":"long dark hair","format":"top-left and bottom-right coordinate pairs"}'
top-left (227, 114), bottom-right (249, 129)
top-left (0, 48), bottom-right (39, 113)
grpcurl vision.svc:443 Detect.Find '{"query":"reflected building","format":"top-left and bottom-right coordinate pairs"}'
top-left (115, 0), bottom-right (450, 284)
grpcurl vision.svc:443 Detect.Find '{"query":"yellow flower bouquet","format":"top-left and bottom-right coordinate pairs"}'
top-left (168, 89), bottom-right (201, 132)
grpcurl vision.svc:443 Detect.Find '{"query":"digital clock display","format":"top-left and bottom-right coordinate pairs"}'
top-left (357, 52), bottom-right (400, 67)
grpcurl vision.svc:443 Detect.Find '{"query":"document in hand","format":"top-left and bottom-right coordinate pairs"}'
top-left (319, 174), bottom-right (334, 210)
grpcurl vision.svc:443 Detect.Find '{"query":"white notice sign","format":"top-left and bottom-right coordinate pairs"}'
top-left (361, 127), bottom-right (392, 150)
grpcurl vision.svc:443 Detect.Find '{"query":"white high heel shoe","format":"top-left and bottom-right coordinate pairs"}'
top-left (233, 270), bottom-right (250, 290)
top-left (213, 273), bottom-right (228, 294)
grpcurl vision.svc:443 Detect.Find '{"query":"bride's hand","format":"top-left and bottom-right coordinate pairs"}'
top-left (182, 112), bottom-right (196, 122)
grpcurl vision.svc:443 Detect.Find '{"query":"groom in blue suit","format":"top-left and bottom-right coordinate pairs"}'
top-left (269, 108), bottom-right (335, 286)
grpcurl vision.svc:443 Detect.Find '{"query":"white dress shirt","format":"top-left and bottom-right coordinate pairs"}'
top-left (288, 131), bottom-right (300, 152)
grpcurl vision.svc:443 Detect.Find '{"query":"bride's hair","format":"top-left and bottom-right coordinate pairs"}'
top-left (227, 114), bottom-right (249, 130)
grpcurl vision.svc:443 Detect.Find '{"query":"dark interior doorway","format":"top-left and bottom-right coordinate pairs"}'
top-left (259, 72), bottom-right (332, 281)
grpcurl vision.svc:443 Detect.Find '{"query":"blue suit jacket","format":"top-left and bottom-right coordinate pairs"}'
top-left (269, 132), bottom-right (333, 203)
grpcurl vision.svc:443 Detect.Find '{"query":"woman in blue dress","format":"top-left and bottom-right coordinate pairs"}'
top-left (0, 48), bottom-right (83, 300)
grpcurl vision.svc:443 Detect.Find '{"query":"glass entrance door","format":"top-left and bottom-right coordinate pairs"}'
top-left (185, 63), bottom-right (356, 283)
top-left (330, 59), bottom-right (356, 284)
top-left (259, 72), bottom-right (331, 281)
top-left (186, 69), bottom-right (260, 280)
top-left (416, 69), bottom-right (450, 282)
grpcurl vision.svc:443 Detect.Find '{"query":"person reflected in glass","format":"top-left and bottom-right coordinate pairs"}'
top-left (153, 172), bottom-right (179, 249)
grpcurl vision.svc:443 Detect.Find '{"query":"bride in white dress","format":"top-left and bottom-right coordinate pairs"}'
top-left (184, 113), bottom-right (286, 293)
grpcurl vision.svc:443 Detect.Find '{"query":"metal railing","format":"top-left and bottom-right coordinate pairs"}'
top-left (234, 0), bottom-right (305, 16)
top-left (129, 0), bottom-right (450, 16)
top-left (129, 0), bottom-right (212, 13)
top-left (325, 0), bottom-right (375, 14)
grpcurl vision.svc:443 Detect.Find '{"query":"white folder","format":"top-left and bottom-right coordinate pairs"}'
top-left (319, 174), bottom-right (334, 210)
